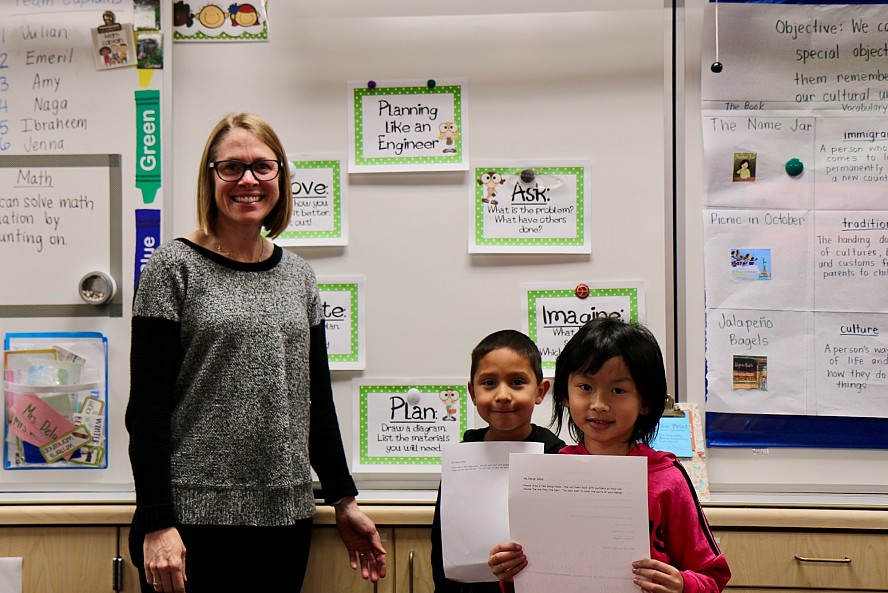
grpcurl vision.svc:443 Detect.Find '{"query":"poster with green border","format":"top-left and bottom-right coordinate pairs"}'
top-left (469, 161), bottom-right (591, 254)
top-left (348, 79), bottom-right (469, 172)
top-left (172, 0), bottom-right (269, 42)
top-left (353, 380), bottom-right (470, 471)
top-left (522, 282), bottom-right (645, 372)
top-left (318, 276), bottom-right (364, 370)
top-left (277, 156), bottom-right (347, 247)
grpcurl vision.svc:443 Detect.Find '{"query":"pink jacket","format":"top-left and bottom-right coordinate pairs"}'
top-left (558, 442), bottom-right (731, 593)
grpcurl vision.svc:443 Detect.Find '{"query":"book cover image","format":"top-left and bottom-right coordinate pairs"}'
top-left (732, 355), bottom-right (768, 391)
top-left (732, 152), bottom-right (756, 182)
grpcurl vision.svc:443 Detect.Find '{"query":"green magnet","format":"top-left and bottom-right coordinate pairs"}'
top-left (785, 158), bottom-right (804, 177)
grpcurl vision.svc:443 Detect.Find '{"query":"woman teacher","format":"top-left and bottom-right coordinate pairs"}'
top-left (126, 112), bottom-right (385, 592)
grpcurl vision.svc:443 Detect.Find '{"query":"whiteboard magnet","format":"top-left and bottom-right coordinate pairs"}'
top-left (785, 158), bottom-right (804, 177)
top-left (406, 388), bottom-right (421, 405)
top-left (79, 271), bottom-right (117, 305)
top-left (520, 169), bottom-right (535, 184)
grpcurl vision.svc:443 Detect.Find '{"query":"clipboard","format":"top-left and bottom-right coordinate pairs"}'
top-left (651, 400), bottom-right (710, 501)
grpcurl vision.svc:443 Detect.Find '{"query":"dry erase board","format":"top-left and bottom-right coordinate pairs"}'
top-left (680, 0), bottom-right (888, 497)
top-left (169, 1), bottom-right (672, 490)
top-left (0, 2), bottom-right (171, 496)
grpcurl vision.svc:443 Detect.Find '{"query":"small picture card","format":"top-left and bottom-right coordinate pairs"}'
top-left (135, 0), bottom-right (161, 31)
top-left (348, 79), bottom-right (469, 172)
top-left (732, 355), bottom-right (768, 391)
top-left (730, 248), bottom-right (772, 281)
top-left (353, 380), bottom-right (471, 472)
top-left (278, 156), bottom-right (348, 246)
top-left (136, 31), bottom-right (164, 69)
top-left (69, 445), bottom-right (105, 467)
top-left (469, 161), bottom-right (591, 254)
top-left (73, 412), bottom-right (105, 446)
top-left (522, 282), bottom-right (645, 372)
top-left (79, 395), bottom-right (105, 415)
top-left (318, 276), bottom-right (365, 370)
top-left (732, 151), bottom-right (756, 182)
top-left (39, 424), bottom-right (92, 463)
top-left (91, 12), bottom-right (136, 70)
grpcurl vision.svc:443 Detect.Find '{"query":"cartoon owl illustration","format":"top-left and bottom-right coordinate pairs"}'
top-left (478, 172), bottom-right (505, 205)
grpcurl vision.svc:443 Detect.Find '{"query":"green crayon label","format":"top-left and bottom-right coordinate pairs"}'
top-left (135, 89), bottom-right (161, 204)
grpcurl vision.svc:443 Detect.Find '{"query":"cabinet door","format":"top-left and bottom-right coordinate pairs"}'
top-left (715, 530), bottom-right (888, 591)
top-left (119, 526), bottom-right (142, 593)
top-left (394, 527), bottom-right (433, 593)
top-left (0, 526), bottom-right (116, 593)
top-left (302, 526), bottom-right (395, 593)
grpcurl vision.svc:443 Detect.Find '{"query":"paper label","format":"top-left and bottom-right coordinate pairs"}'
top-left (39, 424), bottom-right (92, 463)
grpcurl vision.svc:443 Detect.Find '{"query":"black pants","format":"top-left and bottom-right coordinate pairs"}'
top-left (129, 519), bottom-right (313, 592)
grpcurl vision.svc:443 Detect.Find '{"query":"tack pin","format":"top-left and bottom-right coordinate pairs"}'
top-left (785, 158), bottom-right (804, 177)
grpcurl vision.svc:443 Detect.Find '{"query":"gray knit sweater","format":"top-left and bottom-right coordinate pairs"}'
top-left (127, 239), bottom-right (356, 530)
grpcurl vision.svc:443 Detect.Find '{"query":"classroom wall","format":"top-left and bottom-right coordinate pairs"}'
top-left (3, 0), bottom-right (885, 501)
top-left (170, 2), bottom-right (671, 488)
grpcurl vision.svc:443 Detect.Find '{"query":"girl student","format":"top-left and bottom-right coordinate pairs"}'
top-left (487, 318), bottom-right (730, 593)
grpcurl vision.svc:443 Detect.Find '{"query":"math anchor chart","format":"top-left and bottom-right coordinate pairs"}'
top-left (701, 3), bottom-right (888, 426)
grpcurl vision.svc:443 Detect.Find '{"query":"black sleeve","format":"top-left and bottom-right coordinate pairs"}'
top-left (308, 322), bottom-right (358, 504)
top-left (431, 484), bottom-right (461, 593)
top-left (126, 316), bottom-right (182, 532)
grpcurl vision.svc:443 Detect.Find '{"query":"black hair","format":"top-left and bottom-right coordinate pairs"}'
top-left (550, 317), bottom-right (666, 445)
top-left (470, 329), bottom-right (544, 384)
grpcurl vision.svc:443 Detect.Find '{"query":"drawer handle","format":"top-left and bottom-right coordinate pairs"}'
top-left (409, 549), bottom-right (415, 593)
top-left (794, 555), bottom-right (852, 564)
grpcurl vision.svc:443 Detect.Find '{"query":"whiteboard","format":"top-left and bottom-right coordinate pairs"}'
top-left (0, 1), bottom-right (172, 497)
top-left (679, 0), bottom-right (888, 497)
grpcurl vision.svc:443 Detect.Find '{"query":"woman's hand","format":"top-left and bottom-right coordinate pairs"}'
top-left (334, 497), bottom-right (387, 582)
top-left (143, 527), bottom-right (186, 593)
top-left (488, 541), bottom-right (527, 582)
top-left (632, 558), bottom-right (684, 593)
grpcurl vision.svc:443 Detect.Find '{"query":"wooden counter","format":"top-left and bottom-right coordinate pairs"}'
top-left (1, 501), bottom-right (885, 530)
top-left (0, 502), bottom-right (885, 592)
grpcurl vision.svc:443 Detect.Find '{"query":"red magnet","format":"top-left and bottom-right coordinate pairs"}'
top-left (575, 284), bottom-right (590, 299)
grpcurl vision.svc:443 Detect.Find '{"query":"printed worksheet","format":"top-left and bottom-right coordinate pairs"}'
top-left (508, 454), bottom-right (648, 593)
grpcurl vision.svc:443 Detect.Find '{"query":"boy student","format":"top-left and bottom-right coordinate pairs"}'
top-left (431, 330), bottom-right (565, 593)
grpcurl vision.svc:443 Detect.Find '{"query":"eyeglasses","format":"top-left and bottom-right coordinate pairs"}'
top-left (209, 159), bottom-right (282, 182)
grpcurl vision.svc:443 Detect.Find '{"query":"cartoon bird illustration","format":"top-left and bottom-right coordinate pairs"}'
top-left (438, 122), bottom-right (459, 154)
top-left (439, 390), bottom-right (459, 421)
top-left (477, 171), bottom-right (505, 205)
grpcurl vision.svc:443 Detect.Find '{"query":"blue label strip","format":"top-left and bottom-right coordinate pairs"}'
top-left (706, 412), bottom-right (888, 449)
top-left (135, 209), bottom-right (161, 289)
